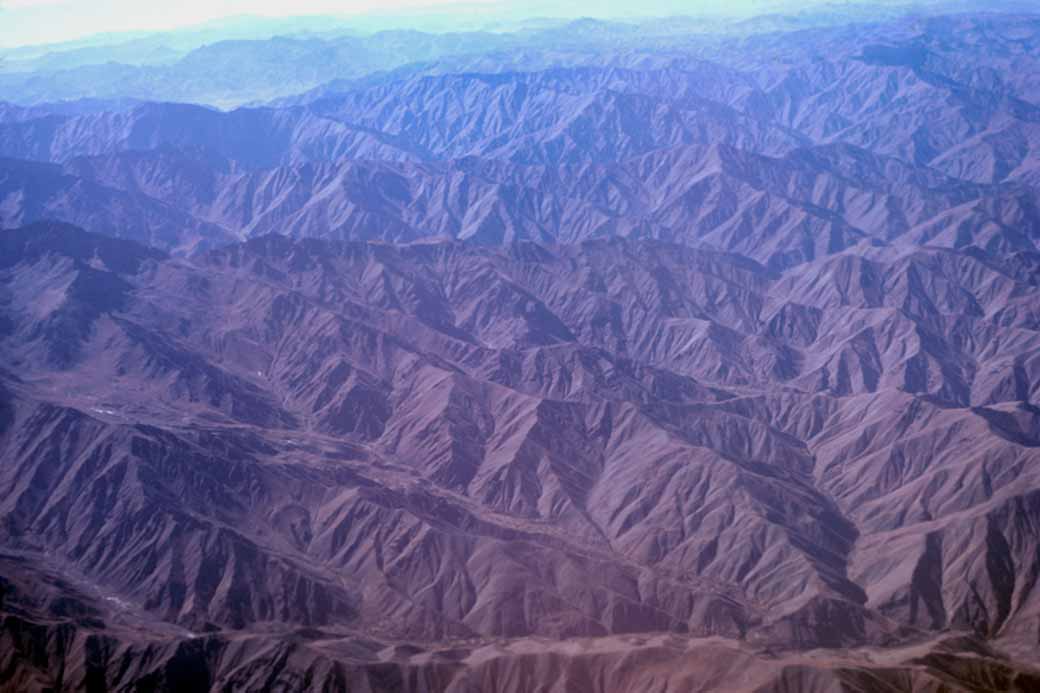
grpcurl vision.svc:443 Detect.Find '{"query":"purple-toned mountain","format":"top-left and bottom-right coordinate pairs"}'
top-left (1, 223), bottom-right (1039, 690)
top-left (1, 17), bottom-right (1039, 261)
top-left (3, 9), bottom-right (1040, 693)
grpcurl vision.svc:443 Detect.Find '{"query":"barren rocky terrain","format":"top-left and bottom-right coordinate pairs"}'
top-left (2, 6), bottom-right (1040, 692)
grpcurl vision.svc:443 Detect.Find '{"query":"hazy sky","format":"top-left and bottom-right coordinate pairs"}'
top-left (0, 0), bottom-right (775, 48)
top-left (0, 1), bottom-right (482, 46)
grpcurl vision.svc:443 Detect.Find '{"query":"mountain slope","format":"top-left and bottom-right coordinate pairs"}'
top-left (3, 9), bottom-right (1040, 692)
top-left (2, 224), bottom-right (1039, 690)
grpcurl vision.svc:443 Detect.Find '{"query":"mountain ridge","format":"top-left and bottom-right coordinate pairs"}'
top-left (2, 224), bottom-right (1039, 692)
top-left (3, 8), bottom-right (1040, 692)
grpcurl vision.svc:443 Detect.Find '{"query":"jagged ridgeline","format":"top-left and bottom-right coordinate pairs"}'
top-left (2, 6), bottom-right (1040, 693)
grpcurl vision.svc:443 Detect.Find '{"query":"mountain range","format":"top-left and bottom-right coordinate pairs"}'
top-left (2, 6), bottom-right (1040, 693)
